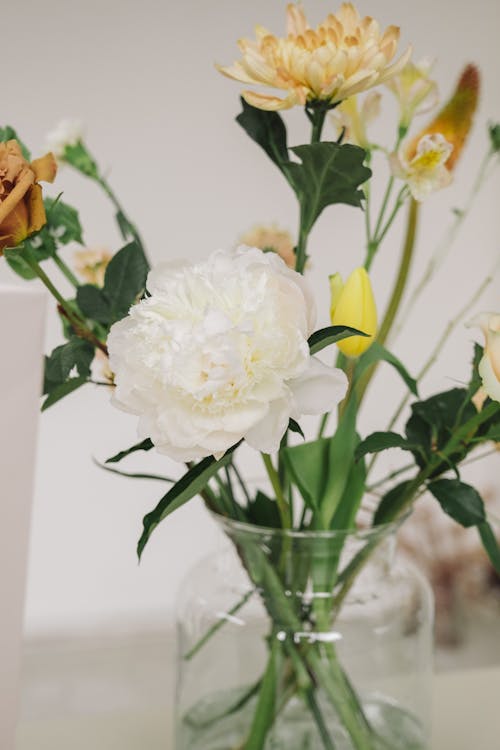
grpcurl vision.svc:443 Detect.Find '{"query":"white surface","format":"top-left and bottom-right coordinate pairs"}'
top-left (0, 0), bottom-right (498, 636)
top-left (0, 287), bottom-right (46, 750)
top-left (16, 633), bottom-right (500, 750)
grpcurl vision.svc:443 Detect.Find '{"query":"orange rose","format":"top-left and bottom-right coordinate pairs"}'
top-left (0, 139), bottom-right (56, 255)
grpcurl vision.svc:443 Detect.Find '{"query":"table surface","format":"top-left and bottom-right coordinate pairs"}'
top-left (16, 632), bottom-right (500, 750)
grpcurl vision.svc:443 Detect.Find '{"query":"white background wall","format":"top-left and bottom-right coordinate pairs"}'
top-left (0, 0), bottom-right (499, 636)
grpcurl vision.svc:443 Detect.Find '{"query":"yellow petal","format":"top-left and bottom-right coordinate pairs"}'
top-left (31, 152), bottom-right (57, 183)
top-left (331, 267), bottom-right (377, 358)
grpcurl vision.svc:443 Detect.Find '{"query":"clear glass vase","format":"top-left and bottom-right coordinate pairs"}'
top-left (176, 514), bottom-right (434, 750)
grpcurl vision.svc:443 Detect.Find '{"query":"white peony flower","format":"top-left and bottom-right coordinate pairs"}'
top-left (107, 247), bottom-right (348, 462)
top-left (46, 119), bottom-right (84, 159)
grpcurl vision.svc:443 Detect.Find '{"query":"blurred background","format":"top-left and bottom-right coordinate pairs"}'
top-left (1, 0), bottom-right (499, 704)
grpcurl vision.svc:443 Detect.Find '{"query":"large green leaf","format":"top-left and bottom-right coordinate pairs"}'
top-left (321, 395), bottom-right (358, 527)
top-left (355, 431), bottom-right (418, 461)
top-left (287, 142), bottom-right (371, 235)
top-left (428, 478), bottom-right (486, 528)
top-left (282, 438), bottom-right (330, 511)
top-left (76, 284), bottom-right (111, 324)
top-left (137, 448), bottom-right (237, 558)
top-left (373, 480), bottom-right (414, 526)
top-left (3, 248), bottom-right (38, 279)
top-left (106, 438), bottom-right (154, 464)
top-left (103, 241), bottom-right (149, 323)
top-left (330, 452), bottom-right (366, 530)
top-left (246, 490), bottom-right (282, 529)
top-left (308, 325), bottom-right (367, 355)
top-left (357, 342), bottom-right (418, 396)
top-left (236, 99), bottom-right (289, 174)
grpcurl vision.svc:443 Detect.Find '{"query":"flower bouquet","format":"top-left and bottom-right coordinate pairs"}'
top-left (3, 3), bottom-right (500, 749)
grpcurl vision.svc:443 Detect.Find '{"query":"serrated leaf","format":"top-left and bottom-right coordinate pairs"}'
top-left (103, 241), bottom-right (149, 323)
top-left (0, 126), bottom-right (31, 160)
top-left (105, 438), bottom-right (154, 464)
top-left (428, 478), bottom-right (486, 528)
top-left (44, 197), bottom-right (83, 245)
top-left (76, 284), bottom-right (111, 324)
top-left (287, 142), bottom-right (371, 235)
top-left (355, 431), bottom-right (416, 461)
top-left (374, 480), bottom-right (413, 526)
top-left (358, 342), bottom-right (418, 396)
top-left (44, 338), bottom-right (94, 390)
top-left (41, 376), bottom-right (88, 411)
top-left (236, 98), bottom-right (289, 174)
top-left (308, 325), bottom-right (367, 355)
top-left (137, 447), bottom-right (238, 558)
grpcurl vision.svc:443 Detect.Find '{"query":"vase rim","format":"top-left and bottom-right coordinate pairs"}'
top-left (210, 510), bottom-right (408, 541)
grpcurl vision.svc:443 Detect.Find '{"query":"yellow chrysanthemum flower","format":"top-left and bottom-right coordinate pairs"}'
top-left (407, 64), bottom-right (480, 172)
top-left (218, 3), bottom-right (411, 112)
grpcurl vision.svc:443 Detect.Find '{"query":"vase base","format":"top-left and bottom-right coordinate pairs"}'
top-left (179, 686), bottom-right (427, 750)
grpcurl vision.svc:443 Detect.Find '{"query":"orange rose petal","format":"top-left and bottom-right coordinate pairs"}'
top-left (31, 152), bottom-right (57, 183)
top-left (26, 184), bottom-right (47, 234)
top-left (0, 168), bottom-right (34, 225)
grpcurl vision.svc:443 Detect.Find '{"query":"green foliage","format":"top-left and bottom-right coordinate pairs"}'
top-left (355, 431), bottom-right (417, 461)
top-left (236, 98), bottom-right (289, 174)
top-left (42, 337), bottom-right (94, 410)
top-left (308, 325), bottom-right (367, 355)
top-left (428, 478), bottom-right (486, 527)
top-left (63, 141), bottom-right (99, 178)
top-left (478, 522), bottom-right (500, 575)
top-left (357, 342), bottom-right (418, 397)
top-left (287, 142), bottom-right (371, 234)
top-left (77, 241), bottom-right (148, 326)
top-left (321, 396), bottom-right (359, 528)
top-left (246, 490), bottom-right (282, 529)
top-left (41, 376), bottom-right (88, 411)
top-left (282, 438), bottom-right (330, 511)
top-left (0, 125), bottom-right (31, 160)
top-left (330, 454), bottom-right (366, 530)
top-left (105, 438), bottom-right (154, 464)
top-left (287, 418), bottom-right (305, 440)
top-left (374, 481), bottom-right (413, 525)
top-left (4, 247), bottom-right (38, 280)
top-left (44, 196), bottom-right (84, 245)
top-left (137, 447), bottom-right (237, 559)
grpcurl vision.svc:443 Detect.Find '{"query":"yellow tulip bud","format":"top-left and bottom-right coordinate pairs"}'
top-left (330, 267), bottom-right (377, 358)
top-left (329, 273), bottom-right (344, 320)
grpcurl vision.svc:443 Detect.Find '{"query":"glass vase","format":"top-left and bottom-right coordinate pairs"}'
top-left (176, 514), bottom-right (434, 750)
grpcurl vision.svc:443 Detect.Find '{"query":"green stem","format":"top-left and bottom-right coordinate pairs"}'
top-left (262, 454), bottom-right (291, 529)
top-left (372, 176), bottom-right (395, 241)
top-left (24, 253), bottom-right (108, 355)
top-left (96, 174), bottom-right (146, 253)
top-left (52, 252), bottom-right (80, 288)
top-left (183, 589), bottom-right (254, 661)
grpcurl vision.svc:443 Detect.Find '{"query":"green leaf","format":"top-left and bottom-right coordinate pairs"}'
top-left (0, 126), bottom-right (31, 160)
top-left (76, 284), bottom-right (111, 324)
top-left (236, 99), bottom-right (289, 173)
top-left (3, 247), bottom-right (37, 279)
top-left (44, 337), bottom-right (94, 391)
top-left (482, 424), bottom-right (500, 442)
top-left (428, 478), bottom-right (486, 528)
top-left (44, 197), bottom-right (84, 245)
top-left (137, 447), bottom-right (237, 559)
top-left (322, 395), bottom-right (358, 527)
top-left (41, 376), bottom-right (88, 411)
top-left (308, 325), bottom-right (367, 355)
top-left (105, 438), bottom-right (154, 464)
top-left (478, 522), bottom-right (500, 575)
top-left (330, 453), bottom-right (366, 530)
top-left (93, 458), bottom-right (174, 483)
top-left (246, 490), bottom-right (281, 529)
top-left (357, 342), bottom-right (418, 396)
top-left (282, 438), bottom-right (330, 510)
top-left (287, 418), bottom-right (304, 439)
top-left (287, 142), bottom-right (371, 234)
top-left (62, 141), bottom-right (99, 178)
top-left (355, 431), bottom-right (417, 461)
top-left (103, 241), bottom-right (149, 324)
top-left (374, 480), bottom-right (413, 526)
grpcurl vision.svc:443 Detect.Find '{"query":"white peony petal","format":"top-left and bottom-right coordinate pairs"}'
top-left (479, 354), bottom-right (500, 403)
top-left (289, 358), bottom-right (348, 415)
top-left (245, 397), bottom-right (292, 454)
